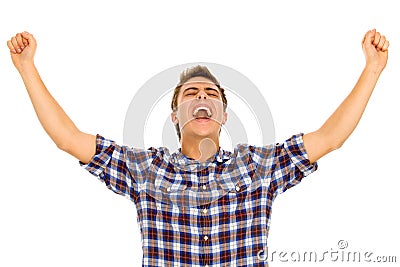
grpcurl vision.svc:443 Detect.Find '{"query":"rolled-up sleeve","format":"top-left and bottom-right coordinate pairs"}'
top-left (271, 133), bottom-right (318, 194)
top-left (79, 134), bottom-right (154, 203)
top-left (250, 133), bottom-right (318, 196)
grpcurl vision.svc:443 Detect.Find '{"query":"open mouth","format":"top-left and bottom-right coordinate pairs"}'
top-left (192, 105), bottom-right (212, 121)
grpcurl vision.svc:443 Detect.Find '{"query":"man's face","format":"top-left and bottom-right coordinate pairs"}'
top-left (171, 77), bottom-right (227, 141)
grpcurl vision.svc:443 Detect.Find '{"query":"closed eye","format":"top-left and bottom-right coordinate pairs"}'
top-left (182, 87), bottom-right (220, 97)
top-left (183, 88), bottom-right (198, 96)
top-left (205, 88), bottom-right (220, 97)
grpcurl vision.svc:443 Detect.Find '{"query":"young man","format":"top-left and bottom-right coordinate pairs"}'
top-left (7, 29), bottom-right (389, 266)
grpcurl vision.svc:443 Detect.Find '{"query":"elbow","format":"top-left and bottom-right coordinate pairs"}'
top-left (322, 131), bottom-right (346, 151)
top-left (56, 142), bottom-right (68, 152)
top-left (331, 140), bottom-right (345, 151)
top-left (54, 130), bottom-right (78, 153)
top-left (56, 139), bottom-right (72, 153)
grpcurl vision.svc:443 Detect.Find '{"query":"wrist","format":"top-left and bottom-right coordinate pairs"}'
top-left (17, 61), bottom-right (36, 74)
top-left (364, 63), bottom-right (385, 75)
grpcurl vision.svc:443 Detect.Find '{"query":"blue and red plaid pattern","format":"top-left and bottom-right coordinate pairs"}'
top-left (81, 133), bottom-right (317, 266)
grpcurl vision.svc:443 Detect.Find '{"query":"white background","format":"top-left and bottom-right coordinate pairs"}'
top-left (0, 0), bottom-right (399, 266)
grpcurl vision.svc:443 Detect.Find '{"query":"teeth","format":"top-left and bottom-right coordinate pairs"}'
top-left (193, 106), bottom-right (212, 117)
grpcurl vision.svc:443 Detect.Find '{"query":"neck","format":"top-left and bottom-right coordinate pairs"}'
top-left (181, 136), bottom-right (219, 163)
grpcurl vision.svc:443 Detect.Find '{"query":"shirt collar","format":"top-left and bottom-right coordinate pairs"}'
top-left (170, 146), bottom-right (232, 171)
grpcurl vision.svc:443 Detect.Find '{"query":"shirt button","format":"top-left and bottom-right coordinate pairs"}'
top-left (236, 186), bottom-right (240, 192)
top-left (203, 235), bottom-right (209, 241)
top-left (202, 185), bottom-right (207, 190)
top-left (202, 208), bottom-right (208, 214)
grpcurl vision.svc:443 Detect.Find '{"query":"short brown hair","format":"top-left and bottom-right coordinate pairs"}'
top-left (171, 65), bottom-right (228, 141)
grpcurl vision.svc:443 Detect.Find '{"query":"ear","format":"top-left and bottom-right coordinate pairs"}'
top-left (221, 111), bottom-right (228, 125)
top-left (171, 111), bottom-right (179, 125)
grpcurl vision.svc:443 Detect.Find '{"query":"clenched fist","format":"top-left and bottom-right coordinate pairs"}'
top-left (362, 29), bottom-right (389, 72)
top-left (7, 31), bottom-right (37, 72)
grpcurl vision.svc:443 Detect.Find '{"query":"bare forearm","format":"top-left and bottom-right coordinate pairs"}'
top-left (319, 65), bottom-right (381, 148)
top-left (298, 29), bottom-right (388, 163)
top-left (19, 63), bottom-right (81, 149)
top-left (304, 64), bottom-right (384, 163)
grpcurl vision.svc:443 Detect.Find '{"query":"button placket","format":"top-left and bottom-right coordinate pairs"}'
top-left (199, 168), bottom-right (212, 266)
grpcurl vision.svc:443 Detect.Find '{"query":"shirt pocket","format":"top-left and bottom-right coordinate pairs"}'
top-left (220, 170), bottom-right (264, 222)
top-left (156, 178), bottom-right (188, 206)
top-left (221, 181), bottom-right (250, 220)
top-left (158, 179), bottom-right (187, 193)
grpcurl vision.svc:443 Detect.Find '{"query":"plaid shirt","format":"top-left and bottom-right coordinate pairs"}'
top-left (81, 133), bottom-right (317, 266)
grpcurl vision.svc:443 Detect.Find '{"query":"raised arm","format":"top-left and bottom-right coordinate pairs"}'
top-left (7, 31), bottom-right (96, 163)
top-left (303, 29), bottom-right (389, 163)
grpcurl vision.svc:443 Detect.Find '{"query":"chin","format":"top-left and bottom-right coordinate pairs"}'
top-left (183, 130), bottom-right (218, 140)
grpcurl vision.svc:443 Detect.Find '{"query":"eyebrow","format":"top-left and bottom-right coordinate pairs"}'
top-left (183, 87), bottom-right (220, 94)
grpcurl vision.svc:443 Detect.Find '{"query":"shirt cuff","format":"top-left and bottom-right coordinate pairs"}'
top-left (79, 134), bottom-right (112, 176)
top-left (284, 133), bottom-right (318, 176)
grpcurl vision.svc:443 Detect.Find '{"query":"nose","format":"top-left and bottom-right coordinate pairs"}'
top-left (197, 90), bottom-right (207, 100)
